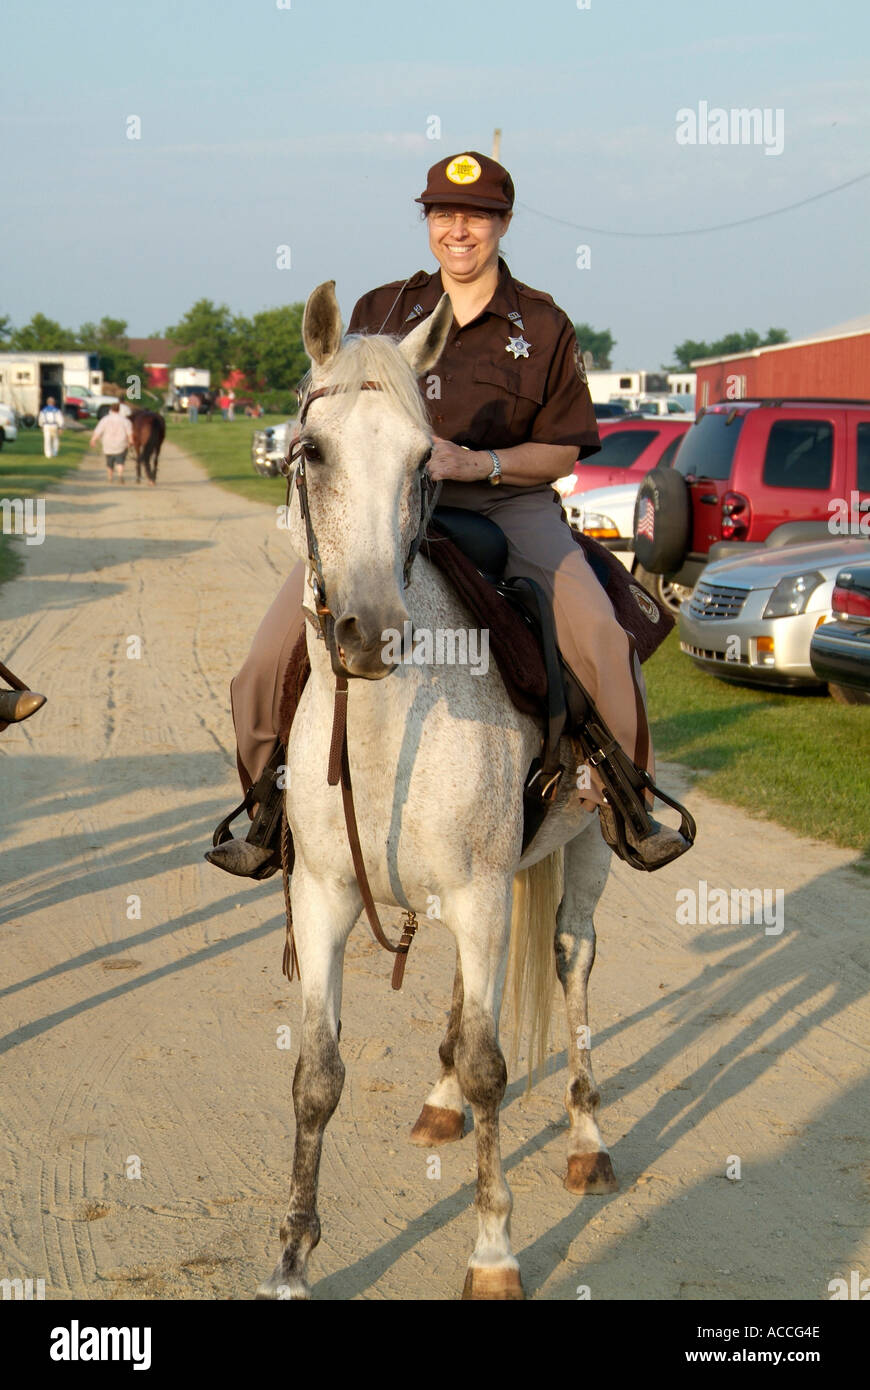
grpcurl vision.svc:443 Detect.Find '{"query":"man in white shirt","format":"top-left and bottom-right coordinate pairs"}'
top-left (90, 402), bottom-right (133, 483)
top-left (37, 397), bottom-right (64, 457)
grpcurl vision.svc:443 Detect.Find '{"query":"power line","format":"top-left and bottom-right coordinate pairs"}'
top-left (516, 169), bottom-right (870, 239)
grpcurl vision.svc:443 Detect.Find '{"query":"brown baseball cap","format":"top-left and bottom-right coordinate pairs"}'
top-left (416, 151), bottom-right (515, 212)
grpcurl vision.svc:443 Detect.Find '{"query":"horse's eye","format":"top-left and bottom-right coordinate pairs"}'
top-left (301, 439), bottom-right (322, 464)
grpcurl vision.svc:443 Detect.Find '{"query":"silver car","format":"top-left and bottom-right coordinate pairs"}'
top-left (251, 418), bottom-right (296, 478)
top-left (678, 537), bottom-right (870, 689)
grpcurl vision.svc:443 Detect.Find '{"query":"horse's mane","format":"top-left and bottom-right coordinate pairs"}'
top-left (301, 332), bottom-right (430, 433)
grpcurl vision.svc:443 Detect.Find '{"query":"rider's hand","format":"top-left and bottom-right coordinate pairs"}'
top-left (428, 437), bottom-right (489, 483)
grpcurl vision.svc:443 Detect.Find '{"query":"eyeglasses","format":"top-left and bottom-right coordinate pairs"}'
top-left (428, 209), bottom-right (496, 228)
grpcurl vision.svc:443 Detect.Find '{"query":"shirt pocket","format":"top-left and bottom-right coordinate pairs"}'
top-left (469, 361), bottom-right (546, 446)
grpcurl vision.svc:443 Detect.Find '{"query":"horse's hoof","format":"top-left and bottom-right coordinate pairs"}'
top-left (409, 1103), bottom-right (465, 1146)
top-left (564, 1152), bottom-right (619, 1195)
top-left (462, 1265), bottom-right (525, 1300)
top-left (255, 1269), bottom-right (310, 1301)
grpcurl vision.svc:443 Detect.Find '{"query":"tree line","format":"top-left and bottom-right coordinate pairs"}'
top-left (1, 305), bottom-right (788, 390)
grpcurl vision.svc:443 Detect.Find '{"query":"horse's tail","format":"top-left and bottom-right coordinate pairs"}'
top-left (504, 848), bottom-right (564, 1091)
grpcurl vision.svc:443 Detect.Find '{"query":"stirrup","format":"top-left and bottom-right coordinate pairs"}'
top-left (568, 692), bottom-right (696, 872)
top-left (211, 741), bottom-right (285, 857)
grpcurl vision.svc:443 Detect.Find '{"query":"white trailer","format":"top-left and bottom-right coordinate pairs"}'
top-left (0, 351), bottom-right (104, 423)
top-left (169, 366), bottom-right (211, 411)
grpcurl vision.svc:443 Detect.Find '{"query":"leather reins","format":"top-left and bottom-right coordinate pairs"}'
top-left (281, 378), bottom-right (438, 989)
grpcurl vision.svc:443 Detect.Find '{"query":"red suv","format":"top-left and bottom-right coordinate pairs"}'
top-left (561, 418), bottom-right (691, 498)
top-left (633, 399), bottom-right (870, 586)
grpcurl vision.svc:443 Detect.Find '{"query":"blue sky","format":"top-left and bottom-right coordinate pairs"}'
top-left (3, 0), bottom-right (868, 367)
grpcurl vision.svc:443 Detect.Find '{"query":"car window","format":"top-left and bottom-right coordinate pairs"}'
top-left (857, 422), bottom-right (870, 491)
top-left (762, 420), bottom-right (833, 490)
top-left (657, 435), bottom-right (684, 469)
top-left (588, 430), bottom-right (657, 467)
top-left (674, 410), bottom-right (744, 480)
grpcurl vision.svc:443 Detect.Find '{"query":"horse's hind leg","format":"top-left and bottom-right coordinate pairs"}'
top-left (409, 953), bottom-right (466, 1145)
top-left (556, 824), bottom-right (618, 1195)
top-left (450, 880), bottom-right (523, 1300)
top-left (256, 866), bottom-right (358, 1300)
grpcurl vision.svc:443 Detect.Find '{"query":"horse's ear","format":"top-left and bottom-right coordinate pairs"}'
top-left (303, 281), bottom-right (344, 366)
top-left (399, 293), bottom-right (453, 375)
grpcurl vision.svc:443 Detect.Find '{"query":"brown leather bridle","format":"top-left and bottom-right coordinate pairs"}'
top-left (281, 377), bottom-right (439, 989)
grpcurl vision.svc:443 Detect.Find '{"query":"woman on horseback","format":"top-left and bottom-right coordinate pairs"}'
top-left (207, 150), bottom-right (691, 876)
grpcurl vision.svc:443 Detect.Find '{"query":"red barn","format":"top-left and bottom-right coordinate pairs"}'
top-left (693, 313), bottom-right (870, 405)
top-left (126, 338), bottom-right (181, 390)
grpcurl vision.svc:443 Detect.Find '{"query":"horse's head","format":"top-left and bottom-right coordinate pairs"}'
top-left (295, 280), bottom-right (452, 679)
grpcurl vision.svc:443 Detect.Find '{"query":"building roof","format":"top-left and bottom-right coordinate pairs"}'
top-left (126, 337), bottom-right (181, 365)
top-left (691, 314), bottom-right (870, 368)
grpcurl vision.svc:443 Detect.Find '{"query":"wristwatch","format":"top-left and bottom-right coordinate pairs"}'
top-left (485, 449), bottom-right (502, 485)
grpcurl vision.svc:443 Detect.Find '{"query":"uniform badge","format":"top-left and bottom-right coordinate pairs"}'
top-left (508, 310), bottom-right (525, 332)
top-left (506, 335), bottom-right (531, 359)
top-left (629, 584), bottom-right (660, 623)
top-left (573, 341), bottom-right (589, 384)
top-left (446, 154), bottom-right (482, 185)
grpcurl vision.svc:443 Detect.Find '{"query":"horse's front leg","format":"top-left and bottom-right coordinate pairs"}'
top-left (556, 825), bottom-right (619, 1195)
top-left (449, 879), bottom-right (524, 1301)
top-left (256, 865), bottom-right (359, 1300)
top-left (409, 952), bottom-right (466, 1145)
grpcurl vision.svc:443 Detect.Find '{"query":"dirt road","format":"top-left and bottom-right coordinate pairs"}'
top-left (1, 440), bottom-right (868, 1301)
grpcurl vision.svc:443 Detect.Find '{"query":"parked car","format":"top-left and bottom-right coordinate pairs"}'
top-left (564, 479), bottom-right (692, 614)
top-left (810, 561), bottom-right (870, 704)
top-left (634, 398), bottom-right (870, 591)
top-left (624, 397), bottom-right (695, 418)
top-left (557, 417), bottom-right (692, 500)
top-left (677, 536), bottom-right (870, 689)
top-left (63, 384), bottom-right (120, 419)
top-left (0, 402), bottom-right (18, 448)
top-left (593, 402), bottom-right (629, 420)
top-left (251, 418), bottom-right (296, 477)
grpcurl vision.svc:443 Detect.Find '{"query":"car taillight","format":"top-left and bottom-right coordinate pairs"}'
top-left (721, 491), bottom-right (751, 541)
top-left (832, 585), bottom-right (870, 618)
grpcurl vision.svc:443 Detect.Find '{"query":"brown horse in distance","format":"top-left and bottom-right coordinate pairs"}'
top-left (131, 409), bottom-right (166, 485)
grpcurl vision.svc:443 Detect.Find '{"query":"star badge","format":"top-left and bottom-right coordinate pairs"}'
top-left (506, 335), bottom-right (531, 359)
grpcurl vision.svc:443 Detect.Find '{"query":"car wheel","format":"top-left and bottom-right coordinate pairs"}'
top-left (23, 413), bottom-right (36, 428)
top-left (0, 430), bottom-right (4, 450)
top-left (633, 467), bottom-right (691, 574)
top-left (97, 404), bottom-right (110, 420)
top-left (634, 563), bottom-right (691, 616)
top-left (828, 682), bottom-right (870, 706)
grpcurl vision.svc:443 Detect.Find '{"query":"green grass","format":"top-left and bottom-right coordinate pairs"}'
top-left (646, 628), bottom-right (870, 859)
top-left (164, 413), bottom-right (290, 507)
top-left (0, 424), bottom-right (93, 585)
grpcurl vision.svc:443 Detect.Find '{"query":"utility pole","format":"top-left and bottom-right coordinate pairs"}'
top-left (492, 128), bottom-right (502, 161)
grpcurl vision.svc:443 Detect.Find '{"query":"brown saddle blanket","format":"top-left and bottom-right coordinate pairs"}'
top-left (278, 519), bottom-right (672, 742)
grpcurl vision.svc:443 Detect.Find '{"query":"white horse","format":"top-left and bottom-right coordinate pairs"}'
top-left (258, 282), bottom-right (616, 1301)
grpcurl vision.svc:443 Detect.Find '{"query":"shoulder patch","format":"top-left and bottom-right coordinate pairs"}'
top-left (573, 341), bottom-right (589, 384)
top-left (629, 584), bottom-right (660, 623)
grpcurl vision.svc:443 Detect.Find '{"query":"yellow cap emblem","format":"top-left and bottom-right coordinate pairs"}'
top-left (446, 155), bottom-right (482, 185)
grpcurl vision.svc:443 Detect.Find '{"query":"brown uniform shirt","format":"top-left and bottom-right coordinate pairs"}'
top-left (348, 257), bottom-right (600, 506)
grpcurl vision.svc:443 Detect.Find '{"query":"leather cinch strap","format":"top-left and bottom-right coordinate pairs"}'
top-left (327, 674), bottom-right (417, 990)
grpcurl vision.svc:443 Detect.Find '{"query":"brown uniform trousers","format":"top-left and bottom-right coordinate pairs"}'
top-left (231, 485), bottom-right (653, 808)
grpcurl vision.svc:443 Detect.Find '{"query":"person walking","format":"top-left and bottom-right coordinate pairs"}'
top-left (90, 402), bottom-right (133, 483)
top-left (188, 394), bottom-right (199, 423)
top-left (37, 396), bottom-right (64, 458)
